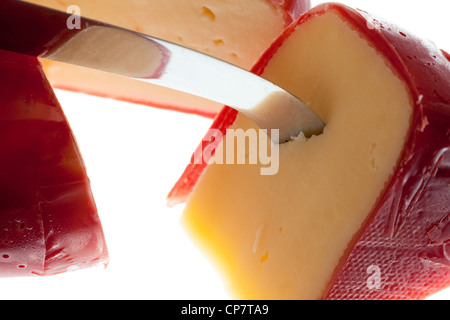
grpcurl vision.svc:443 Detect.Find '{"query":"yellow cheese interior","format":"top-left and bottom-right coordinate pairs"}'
top-left (26, 0), bottom-right (290, 114)
top-left (182, 12), bottom-right (413, 299)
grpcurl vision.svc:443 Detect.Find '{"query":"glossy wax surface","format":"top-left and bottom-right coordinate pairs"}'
top-left (0, 49), bottom-right (108, 277)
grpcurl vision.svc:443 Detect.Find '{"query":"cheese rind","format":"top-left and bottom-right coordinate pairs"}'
top-left (0, 49), bottom-right (108, 277)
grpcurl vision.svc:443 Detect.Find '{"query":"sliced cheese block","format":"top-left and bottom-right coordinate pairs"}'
top-left (168, 3), bottom-right (450, 299)
top-left (26, 0), bottom-right (310, 117)
top-left (0, 49), bottom-right (108, 277)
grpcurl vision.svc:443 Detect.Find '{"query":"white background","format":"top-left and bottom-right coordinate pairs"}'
top-left (1, 0), bottom-right (449, 300)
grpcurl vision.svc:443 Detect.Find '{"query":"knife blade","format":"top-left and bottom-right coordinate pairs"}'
top-left (0, 0), bottom-right (324, 143)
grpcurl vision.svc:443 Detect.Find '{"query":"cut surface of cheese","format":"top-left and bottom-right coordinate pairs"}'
top-left (181, 11), bottom-right (413, 299)
top-left (0, 49), bottom-right (108, 277)
top-left (26, 0), bottom-right (310, 117)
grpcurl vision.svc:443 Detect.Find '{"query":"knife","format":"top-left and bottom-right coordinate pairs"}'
top-left (0, 0), bottom-right (324, 143)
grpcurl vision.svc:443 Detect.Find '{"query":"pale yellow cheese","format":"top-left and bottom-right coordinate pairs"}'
top-left (27, 0), bottom-right (291, 115)
top-left (182, 12), bottom-right (413, 299)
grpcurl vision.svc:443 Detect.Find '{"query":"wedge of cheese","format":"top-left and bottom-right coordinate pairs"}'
top-left (26, 0), bottom-right (310, 117)
top-left (168, 3), bottom-right (450, 299)
top-left (0, 49), bottom-right (108, 277)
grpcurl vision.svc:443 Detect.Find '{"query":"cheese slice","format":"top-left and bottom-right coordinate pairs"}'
top-left (26, 0), bottom-right (307, 117)
top-left (181, 12), bottom-right (412, 299)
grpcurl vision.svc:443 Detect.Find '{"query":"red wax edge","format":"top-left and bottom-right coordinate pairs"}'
top-left (269, 0), bottom-right (312, 26)
top-left (0, 49), bottom-right (108, 277)
top-left (168, 3), bottom-right (450, 299)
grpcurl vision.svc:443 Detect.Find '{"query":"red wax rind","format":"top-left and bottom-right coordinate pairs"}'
top-left (168, 3), bottom-right (450, 299)
top-left (0, 49), bottom-right (108, 277)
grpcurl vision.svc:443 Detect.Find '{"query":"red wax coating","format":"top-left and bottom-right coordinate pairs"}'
top-left (168, 3), bottom-right (450, 299)
top-left (0, 49), bottom-right (108, 277)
